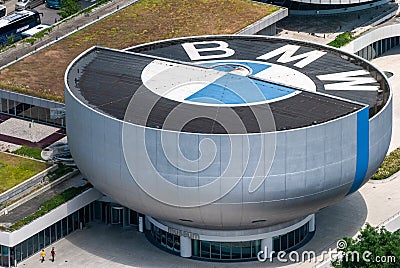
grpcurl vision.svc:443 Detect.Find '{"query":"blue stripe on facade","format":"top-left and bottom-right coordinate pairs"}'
top-left (347, 106), bottom-right (369, 195)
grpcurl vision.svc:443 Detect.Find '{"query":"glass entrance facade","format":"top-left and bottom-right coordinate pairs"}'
top-left (10, 204), bottom-right (92, 266)
top-left (147, 218), bottom-right (312, 261)
top-left (272, 222), bottom-right (310, 252)
top-left (149, 224), bottom-right (181, 253)
top-left (192, 240), bottom-right (261, 260)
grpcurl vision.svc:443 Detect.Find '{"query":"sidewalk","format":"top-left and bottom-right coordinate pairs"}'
top-left (0, 174), bottom-right (86, 226)
top-left (276, 3), bottom-right (398, 44)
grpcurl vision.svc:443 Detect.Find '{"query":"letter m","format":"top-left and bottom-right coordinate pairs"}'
top-left (257, 44), bottom-right (326, 68)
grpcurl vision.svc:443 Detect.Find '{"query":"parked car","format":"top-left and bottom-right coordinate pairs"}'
top-left (0, 5), bottom-right (6, 18)
top-left (15, 0), bottom-right (45, 11)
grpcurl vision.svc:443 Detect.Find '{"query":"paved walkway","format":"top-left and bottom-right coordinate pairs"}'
top-left (15, 172), bottom-right (399, 268)
top-left (276, 3), bottom-right (398, 44)
top-left (0, 174), bottom-right (86, 226)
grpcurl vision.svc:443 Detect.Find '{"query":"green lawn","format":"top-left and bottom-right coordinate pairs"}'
top-left (372, 148), bottom-right (400, 180)
top-left (13, 146), bottom-right (43, 160)
top-left (0, 153), bottom-right (49, 194)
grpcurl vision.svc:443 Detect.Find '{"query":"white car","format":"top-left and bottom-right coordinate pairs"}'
top-left (15, 0), bottom-right (45, 11)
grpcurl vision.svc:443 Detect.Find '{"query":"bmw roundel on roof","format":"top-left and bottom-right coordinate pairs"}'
top-left (71, 35), bottom-right (389, 134)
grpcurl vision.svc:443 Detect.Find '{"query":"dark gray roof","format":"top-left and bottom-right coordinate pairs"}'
top-left (66, 36), bottom-right (390, 134)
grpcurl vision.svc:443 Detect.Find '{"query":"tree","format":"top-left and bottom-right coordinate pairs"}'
top-left (58, 0), bottom-right (81, 19)
top-left (332, 224), bottom-right (400, 268)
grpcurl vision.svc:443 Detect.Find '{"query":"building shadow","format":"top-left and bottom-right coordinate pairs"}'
top-left (62, 191), bottom-right (367, 268)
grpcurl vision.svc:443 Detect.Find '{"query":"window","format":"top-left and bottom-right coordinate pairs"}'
top-left (44, 227), bottom-right (51, 247)
top-left (273, 236), bottom-right (280, 252)
top-left (27, 235), bottom-right (34, 256)
top-left (129, 210), bottom-right (138, 225)
top-left (288, 230), bottom-right (295, 248)
top-left (241, 241), bottom-right (252, 259)
top-left (200, 241), bottom-right (210, 258)
top-left (56, 220), bottom-right (62, 240)
top-left (192, 240), bottom-right (200, 257)
top-left (252, 240), bottom-right (261, 258)
top-left (38, 230), bottom-right (44, 250)
top-left (210, 242), bottom-right (220, 259)
top-left (280, 234), bottom-right (288, 251)
top-left (62, 218), bottom-right (68, 237)
top-left (32, 233), bottom-right (39, 253)
top-left (67, 215), bottom-right (73, 234)
top-left (220, 242), bottom-right (231, 259)
top-left (50, 224), bottom-right (57, 243)
top-left (173, 236), bottom-right (180, 252)
top-left (231, 243), bottom-right (241, 259)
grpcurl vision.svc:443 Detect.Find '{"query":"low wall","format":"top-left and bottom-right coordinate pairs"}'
top-left (342, 23), bottom-right (400, 54)
top-left (0, 187), bottom-right (103, 247)
top-left (236, 7), bottom-right (288, 35)
top-left (0, 164), bottom-right (57, 205)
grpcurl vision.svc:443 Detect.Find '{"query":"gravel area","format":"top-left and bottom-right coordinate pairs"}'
top-left (0, 141), bottom-right (21, 152)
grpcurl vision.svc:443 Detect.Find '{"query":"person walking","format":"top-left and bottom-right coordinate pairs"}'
top-left (40, 249), bottom-right (45, 263)
top-left (50, 247), bottom-right (56, 262)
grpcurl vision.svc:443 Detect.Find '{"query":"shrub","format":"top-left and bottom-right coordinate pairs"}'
top-left (47, 164), bottom-right (74, 182)
top-left (8, 184), bottom-right (92, 231)
top-left (372, 148), bottom-right (400, 180)
top-left (328, 32), bottom-right (354, 48)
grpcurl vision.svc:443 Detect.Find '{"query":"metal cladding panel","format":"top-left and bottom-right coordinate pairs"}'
top-left (65, 87), bottom-right (372, 229)
top-left (285, 130), bottom-right (307, 174)
top-left (263, 174), bottom-right (286, 202)
top-left (324, 119), bottom-right (343, 166)
top-left (268, 134), bottom-right (286, 176)
top-left (65, 36), bottom-right (392, 230)
top-left (306, 125), bottom-right (325, 170)
top-left (364, 98), bottom-right (392, 183)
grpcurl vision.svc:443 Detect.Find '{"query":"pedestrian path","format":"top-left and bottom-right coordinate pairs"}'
top-left (276, 3), bottom-right (398, 44)
top-left (0, 174), bottom-right (86, 226)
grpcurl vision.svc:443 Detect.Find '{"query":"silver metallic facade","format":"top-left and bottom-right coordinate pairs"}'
top-left (65, 38), bottom-right (392, 231)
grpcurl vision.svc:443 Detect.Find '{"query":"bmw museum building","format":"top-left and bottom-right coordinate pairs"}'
top-left (65, 35), bottom-right (392, 261)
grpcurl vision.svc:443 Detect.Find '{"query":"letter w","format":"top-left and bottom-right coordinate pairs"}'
top-left (317, 70), bottom-right (378, 91)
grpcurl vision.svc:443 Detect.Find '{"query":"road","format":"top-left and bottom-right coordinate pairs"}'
top-left (2, 0), bottom-right (97, 25)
